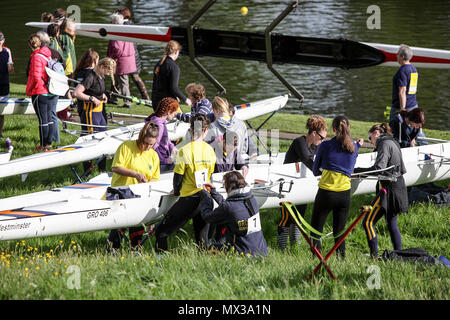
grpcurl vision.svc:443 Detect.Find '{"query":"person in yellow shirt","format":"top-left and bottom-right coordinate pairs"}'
top-left (106, 122), bottom-right (160, 251)
top-left (154, 113), bottom-right (216, 253)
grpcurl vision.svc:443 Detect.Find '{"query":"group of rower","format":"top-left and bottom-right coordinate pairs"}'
top-left (2, 7), bottom-right (428, 259)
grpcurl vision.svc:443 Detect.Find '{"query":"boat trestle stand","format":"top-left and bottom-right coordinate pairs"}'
top-left (70, 154), bottom-right (107, 184)
top-left (252, 178), bottom-right (294, 199)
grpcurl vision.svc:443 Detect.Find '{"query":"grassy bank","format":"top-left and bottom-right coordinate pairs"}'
top-left (0, 83), bottom-right (448, 300)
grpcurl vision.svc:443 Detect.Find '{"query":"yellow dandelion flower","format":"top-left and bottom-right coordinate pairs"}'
top-left (25, 267), bottom-right (29, 271)
top-left (73, 245), bottom-right (77, 250)
top-left (71, 241), bottom-right (75, 244)
top-left (54, 272), bottom-right (59, 276)
top-left (35, 266), bottom-right (40, 270)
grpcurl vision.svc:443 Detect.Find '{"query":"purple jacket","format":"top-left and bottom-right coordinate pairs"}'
top-left (147, 116), bottom-right (175, 165)
top-left (107, 40), bottom-right (136, 75)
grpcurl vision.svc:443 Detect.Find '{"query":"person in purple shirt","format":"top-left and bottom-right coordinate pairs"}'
top-left (145, 97), bottom-right (179, 172)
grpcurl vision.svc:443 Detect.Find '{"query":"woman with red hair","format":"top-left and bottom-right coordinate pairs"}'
top-left (145, 97), bottom-right (180, 172)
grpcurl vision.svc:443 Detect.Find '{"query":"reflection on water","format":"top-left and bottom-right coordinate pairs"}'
top-left (1, 0), bottom-right (449, 129)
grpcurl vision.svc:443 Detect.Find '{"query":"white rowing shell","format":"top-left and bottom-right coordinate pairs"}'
top-left (0, 142), bottom-right (448, 240)
top-left (0, 95), bottom-right (288, 179)
top-left (0, 98), bottom-right (71, 115)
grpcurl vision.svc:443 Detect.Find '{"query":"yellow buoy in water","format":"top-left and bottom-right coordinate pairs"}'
top-left (241, 6), bottom-right (248, 16)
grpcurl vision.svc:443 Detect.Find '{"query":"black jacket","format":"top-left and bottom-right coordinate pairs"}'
top-left (151, 56), bottom-right (186, 108)
top-left (199, 188), bottom-right (268, 257)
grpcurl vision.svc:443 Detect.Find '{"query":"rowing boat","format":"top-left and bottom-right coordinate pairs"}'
top-left (0, 94), bottom-right (288, 179)
top-left (0, 142), bottom-right (448, 241)
top-left (25, 22), bottom-right (450, 69)
top-left (0, 98), bottom-right (72, 115)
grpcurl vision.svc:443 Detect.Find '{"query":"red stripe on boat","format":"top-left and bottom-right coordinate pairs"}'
top-left (380, 49), bottom-right (450, 64)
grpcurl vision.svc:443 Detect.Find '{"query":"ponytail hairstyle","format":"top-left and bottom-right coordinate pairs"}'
top-left (212, 96), bottom-right (230, 116)
top-left (306, 115), bottom-right (327, 135)
top-left (190, 113), bottom-right (210, 140)
top-left (137, 122), bottom-right (159, 152)
top-left (28, 34), bottom-right (42, 51)
top-left (154, 40), bottom-right (182, 76)
top-left (223, 171), bottom-right (248, 194)
top-left (369, 123), bottom-right (392, 136)
top-left (94, 57), bottom-right (117, 88)
top-left (332, 115), bottom-right (355, 153)
top-left (74, 48), bottom-right (99, 76)
top-left (146, 97), bottom-right (179, 121)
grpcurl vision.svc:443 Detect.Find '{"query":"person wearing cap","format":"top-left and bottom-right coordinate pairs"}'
top-left (0, 32), bottom-right (14, 138)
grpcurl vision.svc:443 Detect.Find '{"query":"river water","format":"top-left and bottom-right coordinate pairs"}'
top-left (1, 0), bottom-right (449, 129)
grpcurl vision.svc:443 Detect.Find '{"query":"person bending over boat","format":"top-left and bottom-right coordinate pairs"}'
top-left (389, 108), bottom-right (426, 148)
top-left (26, 34), bottom-right (56, 151)
top-left (154, 114), bottom-right (216, 253)
top-left (151, 40), bottom-right (192, 110)
top-left (311, 116), bottom-right (363, 258)
top-left (73, 57), bottom-right (116, 173)
top-left (205, 96), bottom-right (250, 162)
top-left (107, 121), bottom-right (161, 250)
top-left (176, 83), bottom-right (213, 123)
top-left (145, 97), bottom-right (180, 172)
top-left (107, 13), bottom-right (136, 108)
top-left (199, 171), bottom-right (268, 257)
top-left (277, 115), bottom-right (327, 251)
top-left (354, 123), bottom-right (407, 259)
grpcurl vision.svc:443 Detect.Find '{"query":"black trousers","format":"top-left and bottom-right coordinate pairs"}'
top-left (310, 188), bottom-right (351, 258)
top-left (155, 191), bottom-right (210, 252)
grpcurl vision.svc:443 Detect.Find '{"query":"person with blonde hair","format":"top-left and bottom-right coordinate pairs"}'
top-left (107, 121), bottom-right (160, 251)
top-left (277, 115), bottom-right (327, 251)
top-left (177, 83), bottom-right (213, 122)
top-left (73, 57), bottom-right (116, 173)
top-left (26, 34), bottom-right (56, 151)
top-left (310, 116), bottom-right (363, 258)
top-left (151, 40), bottom-right (191, 109)
top-left (205, 96), bottom-right (250, 163)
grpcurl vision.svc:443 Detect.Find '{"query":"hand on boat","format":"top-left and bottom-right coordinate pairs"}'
top-left (357, 138), bottom-right (364, 146)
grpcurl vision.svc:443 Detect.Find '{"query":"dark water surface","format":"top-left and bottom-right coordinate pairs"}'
top-left (1, 0), bottom-right (449, 129)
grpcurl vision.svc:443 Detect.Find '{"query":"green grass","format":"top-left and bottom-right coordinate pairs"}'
top-left (0, 83), bottom-right (448, 300)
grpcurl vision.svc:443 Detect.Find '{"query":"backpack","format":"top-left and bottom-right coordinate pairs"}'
top-left (36, 53), bottom-right (69, 96)
top-left (381, 248), bottom-right (442, 266)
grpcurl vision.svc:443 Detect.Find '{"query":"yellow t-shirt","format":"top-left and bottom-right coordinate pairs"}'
top-left (318, 169), bottom-right (351, 192)
top-left (174, 141), bottom-right (216, 197)
top-left (111, 140), bottom-right (160, 187)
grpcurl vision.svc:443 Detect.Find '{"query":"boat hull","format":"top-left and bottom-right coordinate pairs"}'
top-left (0, 98), bottom-right (71, 115)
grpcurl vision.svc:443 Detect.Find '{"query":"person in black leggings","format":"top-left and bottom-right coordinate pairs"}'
top-left (311, 116), bottom-right (363, 258)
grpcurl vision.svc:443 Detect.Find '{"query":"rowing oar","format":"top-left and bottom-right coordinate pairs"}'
top-left (68, 78), bottom-right (153, 108)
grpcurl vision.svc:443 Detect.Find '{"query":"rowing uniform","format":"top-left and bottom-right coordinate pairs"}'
top-left (278, 135), bottom-right (317, 250)
top-left (107, 140), bottom-right (160, 249)
top-left (311, 137), bottom-right (360, 257)
top-left (155, 140), bottom-right (216, 252)
top-left (74, 68), bottom-right (94, 116)
top-left (80, 70), bottom-right (107, 135)
top-left (354, 134), bottom-right (408, 258)
top-left (0, 46), bottom-right (13, 97)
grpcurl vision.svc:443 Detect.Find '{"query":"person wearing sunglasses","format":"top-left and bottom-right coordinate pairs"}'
top-left (277, 115), bottom-right (327, 251)
top-left (354, 123), bottom-right (408, 259)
